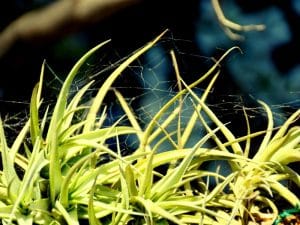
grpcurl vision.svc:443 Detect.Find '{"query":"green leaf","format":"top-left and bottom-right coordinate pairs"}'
top-left (10, 137), bottom-right (48, 218)
top-left (133, 197), bottom-right (185, 225)
top-left (55, 201), bottom-right (79, 225)
top-left (88, 178), bottom-right (102, 225)
top-left (253, 101), bottom-right (274, 161)
top-left (46, 40), bottom-right (110, 204)
top-left (151, 128), bottom-right (220, 201)
top-left (0, 119), bottom-right (21, 204)
top-left (84, 30), bottom-right (168, 133)
top-left (142, 46), bottom-right (240, 150)
top-left (61, 81), bottom-right (94, 131)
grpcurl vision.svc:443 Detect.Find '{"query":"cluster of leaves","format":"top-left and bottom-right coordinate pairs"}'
top-left (0, 31), bottom-right (299, 225)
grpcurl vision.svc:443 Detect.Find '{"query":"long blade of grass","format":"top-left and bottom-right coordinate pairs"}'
top-left (114, 166), bottom-right (130, 224)
top-left (270, 181), bottom-right (300, 206)
top-left (142, 46), bottom-right (240, 150)
top-left (29, 61), bottom-right (45, 144)
top-left (272, 109), bottom-right (300, 140)
top-left (138, 119), bottom-right (188, 198)
top-left (180, 69), bottom-right (220, 148)
top-left (253, 100), bottom-right (274, 161)
top-left (0, 119), bottom-right (20, 202)
top-left (147, 106), bottom-right (181, 145)
top-left (151, 127), bottom-right (220, 200)
top-left (46, 40), bottom-right (110, 204)
top-left (55, 201), bottom-right (79, 225)
top-left (113, 88), bottom-right (143, 140)
top-left (10, 138), bottom-right (48, 221)
top-left (60, 128), bottom-right (129, 207)
top-left (60, 150), bottom-right (100, 207)
top-left (205, 172), bottom-right (237, 203)
top-left (189, 98), bottom-right (241, 171)
top-left (270, 129), bottom-right (300, 164)
top-left (190, 97), bottom-right (228, 153)
top-left (171, 51), bottom-right (220, 148)
top-left (179, 74), bottom-right (243, 155)
top-left (138, 128), bottom-right (181, 198)
top-left (242, 107), bottom-right (251, 158)
top-left (275, 165), bottom-right (300, 186)
top-left (124, 164), bottom-right (138, 197)
top-left (133, 197), bottom-right (185, 225)
top-left (136, 149), bottom-right (245, 176)
top-left (170, 50), bottom-right (184, 149)
top-left (72, 152), bottom-right (148, 196)
top-left (84, 30), bottom-right (168, 132)
top-left (138, 150), bottom-right (154, 198)
top-left (157, 200), bottom-right (228, 221)
top-left (70, 125), bottom-right (137, 141)
top-left (88, 178), bottom-right (102, 225)
top-left (272, 128), bottom-right (300, 162)
top-left (30, 83), bottom-right (41, 145)
top-left (59, 119), bottom-right (88, 143)
top-left (91, 200), bottom-right (145, 218)
top-left (10, 120), bottom-right (30, 164)
top-left (61, 81), bottom-right (94, 131)
top-left (47, 40), bottom-right (110, 135)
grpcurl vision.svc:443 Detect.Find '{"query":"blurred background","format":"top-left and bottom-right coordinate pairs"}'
top-left (0, 0), bottom-right (299, 129)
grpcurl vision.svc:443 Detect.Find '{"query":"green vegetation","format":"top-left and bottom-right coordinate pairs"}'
top-left (0, 30), bottom-right (299, 225)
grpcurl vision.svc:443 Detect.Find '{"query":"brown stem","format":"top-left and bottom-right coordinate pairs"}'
top-left (0, 0), bottom-right (140, 58)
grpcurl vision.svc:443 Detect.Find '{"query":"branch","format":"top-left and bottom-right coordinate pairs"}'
top-left (0, 0), bottom-right (140, 58)
top-left (211, 0), bottom-right (265, 41)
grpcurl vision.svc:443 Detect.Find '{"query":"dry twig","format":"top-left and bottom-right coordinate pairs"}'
top-left (0, 0), bottom-right (140, 57)
top-left (211, 0), bottom-right (265, 40)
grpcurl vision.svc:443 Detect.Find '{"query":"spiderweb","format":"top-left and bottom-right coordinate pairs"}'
top-left (2, 36), bottom-right (299, 152)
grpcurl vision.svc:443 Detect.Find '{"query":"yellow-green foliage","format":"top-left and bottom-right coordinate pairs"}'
top-left (0, 30), bottom-right (299, 225)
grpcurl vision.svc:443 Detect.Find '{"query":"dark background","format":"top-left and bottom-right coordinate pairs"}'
top-left (0, 0), bottom-right (299, 127)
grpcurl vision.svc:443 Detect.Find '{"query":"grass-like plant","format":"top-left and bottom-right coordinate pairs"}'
top-left (0, 30), bottom-right (299, 225)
